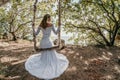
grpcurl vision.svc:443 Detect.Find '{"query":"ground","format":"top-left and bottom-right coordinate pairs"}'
top-left (0, 39), bottom-right (120, 80)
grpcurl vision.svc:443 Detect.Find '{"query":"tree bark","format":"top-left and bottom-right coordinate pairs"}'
top-left (0, 0), bottom-right (10, 6)
top-left (10, 32), bottom-right (17, 41)
top-left (110, 24), bottom-right (120, 46)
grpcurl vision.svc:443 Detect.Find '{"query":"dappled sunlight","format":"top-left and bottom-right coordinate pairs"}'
top-left (0, 40), bottom-right (120, 80)
top-left (60, 49), bottom-right (67, 53)
top-left (3, 46), bottom-right (18, 51)
top-left (0, 42), bottom-right (10, 47)
top-left (0, 56), bottom-right (27, 65)
top-left (0, 75), bottom-right (21, 80)
top-left (2, 45), bottom-right (33, 51)
top-left (60, 45), bottom-right (120, 79)
top-left (12, 48), bottom-right (30, 53)
top-left (103, 52), bottom-right (113, 56)
top-left (76, 53), bottom-right (80, 56)
top-left (68, 51), bottom-right (75, 54)
top-left (114, 65), bottom-right (120, 73)
top-left (0, 56), bottom-right (19, 63)
top-left (84, 60), bottom-right (89, 66)
top-left (102, 55), bottom-right (111, 60)
top-left (72, 52), bottom-right (80, 59)
top-left (87, 51), bottom-right (113, 63)
top-left (0, 41), bottom-right (33, 52)
top-left (66, 66), bottom-right (77, 72)
top-left (118, 56), bottom-right (120, 58)
top-left (102, 75), bottom-right (114, 80)
top-left (80, 56), bottom-right (83, 60)
top-left (88, 58), bottom-right (99, 62)
top-left (3, 76), bottom-right (21, 80)
top-left (11, 59), bottom-right (26, 65)
top-left (101, 51), bottom-right (113, 60)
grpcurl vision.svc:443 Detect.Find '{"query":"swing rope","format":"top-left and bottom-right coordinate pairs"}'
top-left (32, 0), bottom-right (61, 52)
top-left (32, 0), bottom-right (38, 51)
top-left (58, 0), bottom-right (61, 49)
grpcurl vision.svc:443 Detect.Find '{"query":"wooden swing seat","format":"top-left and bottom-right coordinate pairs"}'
top-left (35, 39), bottom-right (65, 51)
top-left (35, 45), bottom-right (59, 51)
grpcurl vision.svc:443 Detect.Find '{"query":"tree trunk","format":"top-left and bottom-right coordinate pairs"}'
top-left (110, 24), bottom-right (119, 46)
top-left (0, 0), bottom-right (10, 6)
top-left (2, 32), bottom-right (8, 39)
top-left (10, 32), bottom-right (17, 41)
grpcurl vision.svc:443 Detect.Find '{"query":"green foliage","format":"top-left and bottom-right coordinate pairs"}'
top-left (0, 0), bottom-right (60, 40)
top-left (63, 0), bottom-right (120, 46)
top-left (1, 0), bottom-right (119, 46)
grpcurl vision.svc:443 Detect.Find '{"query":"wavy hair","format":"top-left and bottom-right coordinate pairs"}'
top-left (40, 14), bottom-right (51, 29)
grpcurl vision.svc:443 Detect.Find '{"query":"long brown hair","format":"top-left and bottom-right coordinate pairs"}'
top-left (40, 14), bottom-right (51, 29)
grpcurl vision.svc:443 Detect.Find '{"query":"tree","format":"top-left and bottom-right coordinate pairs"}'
top-left (63, 0), bottom-right (120, 46)
top-left (0, 0), bottom-right (60, 41)
top-left (0, 0), bottom-right (10, 6)
top-left (0, 0), bottom-right (33, 40)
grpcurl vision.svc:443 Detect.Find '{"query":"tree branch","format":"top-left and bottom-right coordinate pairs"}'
top-left (91, 33), bottom-right (104, 45)
top-left (68, 23), bottom-right (105, 45)
top-left (111, 0), bottom-right (117, 22)
top-left (98, 0), bottom-right (115, 22)
top-left (70, 24), bottom-right (99, 33)
top-left (15, 20), bottom-right (32, 32)
top-left (32, 0), bottom-right (38, 50)
top-left (88, 19), bottom-right (110, 45)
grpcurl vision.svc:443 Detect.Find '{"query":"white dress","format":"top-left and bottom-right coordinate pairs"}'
top-left (25, 25), bottom-right (69, 79)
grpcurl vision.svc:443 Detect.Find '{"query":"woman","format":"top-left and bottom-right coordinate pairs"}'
top-left (25, 14), bottom-right (69, 80)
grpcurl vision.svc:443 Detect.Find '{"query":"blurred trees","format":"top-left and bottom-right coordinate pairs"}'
top-left (0, 0), bottom-right (120, 46)
top-left (63, 0), bottom-right (120, 46)
top-left (0, 0), bottom-right (56, 41)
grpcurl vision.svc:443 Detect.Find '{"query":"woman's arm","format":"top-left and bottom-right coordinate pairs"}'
top-left (35, 26), bottom-right (41, 36)
top-left (52, 24), bottom-right (60, 35)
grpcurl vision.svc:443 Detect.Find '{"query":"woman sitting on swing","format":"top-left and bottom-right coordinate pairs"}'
top-left (25, 14), bottom-right (69, 80)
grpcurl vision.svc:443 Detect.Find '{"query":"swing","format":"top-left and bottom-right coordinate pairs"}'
top-left (32, 0), bottom-right (64, 52)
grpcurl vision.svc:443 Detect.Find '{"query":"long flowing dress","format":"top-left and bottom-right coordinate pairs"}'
top-left (25, 25), bottom-right (69, 79)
